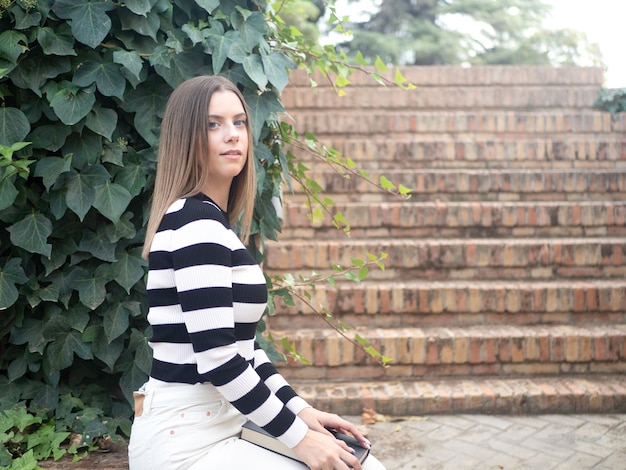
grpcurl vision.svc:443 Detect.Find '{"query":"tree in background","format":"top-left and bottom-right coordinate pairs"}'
top-left (337, 0), bottom-right (603, 67)
top-left (278, 0), bottom-right (326, 41)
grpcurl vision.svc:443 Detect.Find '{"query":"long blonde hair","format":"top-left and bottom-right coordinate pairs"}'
top-left (142, 75), bottom-right (256, 259)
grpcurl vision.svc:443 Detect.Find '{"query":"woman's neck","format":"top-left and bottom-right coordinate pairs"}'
top-left (201, 184), bottom-right (229, 212)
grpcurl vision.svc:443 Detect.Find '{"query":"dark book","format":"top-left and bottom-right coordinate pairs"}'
top-left (240, 420), bottom-right (370, 465)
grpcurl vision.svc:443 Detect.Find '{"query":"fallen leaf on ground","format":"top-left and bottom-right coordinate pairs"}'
top-left (361, 407), bottom-right (428, 424)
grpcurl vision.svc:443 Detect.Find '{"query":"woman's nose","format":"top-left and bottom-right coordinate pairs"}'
top-left (225, 123), bottom-right (240, 142)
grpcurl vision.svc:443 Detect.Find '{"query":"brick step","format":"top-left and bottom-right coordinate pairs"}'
top-left (271, 324), bottom-right (626, 380)
top-left (286, 110), bottom-right (625, 139)
top-left (287, 66), bottom-right (604, 88)
top-left (270, 279), bottom-right (626, 327)
top-left (287, 375), bottom-right (626, 415)
top-left (265, 237), bottom-right (626, 281)
top-left (279, 201), bottom-right (626, 239)
top-left (285, 169), bottom-right (626, 200)
top-left (283, 85), bottom-right (601, 111)
top-left (287, 136), bottom-right (625, 169)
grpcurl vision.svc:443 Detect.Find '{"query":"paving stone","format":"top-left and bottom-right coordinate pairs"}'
top-left (463, 414), bottom-right (518, 431)
top-left (424, 423), bottom-right (467, 442)
top-left (535, 413), bottom-right (589, 428)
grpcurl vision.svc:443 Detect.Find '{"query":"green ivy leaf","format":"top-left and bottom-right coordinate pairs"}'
top-left (206, 27), bottom-right (236, 74)
top-left (119, 329), bottom-right (152, 402)
top-left (114, 163), bottom-right (147, 197)
top-left (46, 330), bottom-right (94, 371)
top-left (11, 5), bottom-right (43, 30)
top-left (232, 10), bottom-right (267, 52)
top-left (374, 56), bottom-right (388, 73)
top-left (243, 90), bottom-right (284, 142)
top-left (93, 182), bottom-right (132, 223)
top-left (34, 155), bottom-right (72, 192)
top-left (121, 75), bottom-right (170, 145)
top-left (261, 50), bottom-right (296, 93)
top-left (92, 328), bottom-right (125, 370)
top-left (0, 30), bottom-right (28, 64)
top-left (0, 107), bottom-right (30, 146)
top-left (0, 176), bottom-right (18, 212)
top-left (10, 53), bottom-right (71, 97)
top-left (181, 22), bottom-right (206, 46)
top-left (243, 53), bottom-right (267, 90)
top-left (123, 0), bottom-right (154, 16)
top-left (85, 105), bottom-right (118, 140)
top-left (9, 318), bottom-right (46, 356)
top-left (33, 282), bottom-right (60, 304)
top-left (73, 59), bottom-right (126, 99)
top-left (65, 171), bottom-right (96, 221)
top-left (78, 229), bottom-right (117, 262)
top-left (0, 258), bottom-right (28, 309)
top-left (119, 8), bottom-right (161, 42)
top-left (49, 82), bottom-right (96, 125)
top-left (68, 266), bottom-right (108, 310)
top-left (36, 25), bottom-right (77, 57)
top-left (155, 48), bottom-right (211, 89)
top-left (7, 212), bottom-right (53, 257)
top-left (62, 131), bottom-right (102, 168)
top-left (379, 175), bottom-right (396, 191)
top-left (113, 49), bottom-right (143, 81)
top-left (226, 34), bottom-right (249, 64)
top-left (7, 348), bottom-right (32, 382)
top-left (102, 140), bottom-right (124, 166)
top-left (28, 124), bottom-right (72, 152)
top-left (355, 51), bottom-right (367, 66)
top-left (42, 238), bottom-right (78, 276)
top-left (105, 212), bottom-right (137, 243)
top-left (194, 0), bottom-right (219, 13)
top-left (51, 0), bottom-right (115, 49)
top-left (110, 248), bottom-right (146, 293)
top-left (103, 303), bottom-right (132, 343)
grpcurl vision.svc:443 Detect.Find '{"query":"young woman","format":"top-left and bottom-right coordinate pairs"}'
top-left (128, 75), bottom-right (387, 470)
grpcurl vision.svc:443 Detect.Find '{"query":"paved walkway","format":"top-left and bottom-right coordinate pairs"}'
top-left (354, 414), bottom-right (626, 470)
top-left (40, 414), bottom-right (626, 469)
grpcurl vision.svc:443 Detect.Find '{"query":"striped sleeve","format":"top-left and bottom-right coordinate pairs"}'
top-left (253, 342), bottom-right (311, 416)
top-left (150, 198), bottom-right (308, 448)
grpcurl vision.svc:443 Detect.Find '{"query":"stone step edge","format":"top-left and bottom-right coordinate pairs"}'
top-left (267, 236), bottom-right (626, 246)
top-left (265, 238), bottom-right (626, 274)
top-left (278, 201), bottom-right (626, 229)
top-left (282, 86), bottom-right (602, 111)
top-left (268, 324), bottom-right (626, 368)
top-left (286, 110), bottom-right (625, 135)
top-left (287, 66), bottom-right (604, 87)
top-left (288, 167), bottom-right (626, 174)
top-left (271, 279), bottom-right (626, 316)
top-left (290, 375), bottom-right (626, 416)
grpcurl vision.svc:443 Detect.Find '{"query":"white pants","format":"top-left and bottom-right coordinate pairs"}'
top-left (128, 382), bottom-right (387, 470)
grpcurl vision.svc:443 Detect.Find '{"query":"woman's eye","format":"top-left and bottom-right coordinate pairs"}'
top-left (208, 121), bottom-right (219, 129)
top-left (234, 119), bottom-right (247, 127)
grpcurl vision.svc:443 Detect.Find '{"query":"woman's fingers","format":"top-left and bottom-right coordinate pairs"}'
top-left (292, 429), bottom-right (362, 470)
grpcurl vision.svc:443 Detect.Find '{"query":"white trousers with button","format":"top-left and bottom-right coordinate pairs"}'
top-left (128, 382), bottom-right (387, 470)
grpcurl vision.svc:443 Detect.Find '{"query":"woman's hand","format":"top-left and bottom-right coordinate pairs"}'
top-left (292, 428), bottom-right (362, 470)
top-left (297, 408), bottom-right (371, 451)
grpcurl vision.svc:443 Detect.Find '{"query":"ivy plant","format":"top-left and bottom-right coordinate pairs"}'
top-left (0, 0), bottom-right (411, 465)
top-left (594, 87), bottom-right (626, 115)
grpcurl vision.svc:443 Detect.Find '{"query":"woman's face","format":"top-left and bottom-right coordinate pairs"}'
top-left (205, 90), bottom-right (249, 188)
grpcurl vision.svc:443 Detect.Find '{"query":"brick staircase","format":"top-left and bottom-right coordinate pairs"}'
top-left (264, 66), bottom-right (626, 416)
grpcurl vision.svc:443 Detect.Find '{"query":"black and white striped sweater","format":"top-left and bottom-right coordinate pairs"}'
top-left (146, 193), bottom-right (309, 448)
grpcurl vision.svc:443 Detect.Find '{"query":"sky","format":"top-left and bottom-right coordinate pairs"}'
top-left (546, 0), bottom-right (625, 88)
top-left (330, 0), bottom-right (626, 89)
